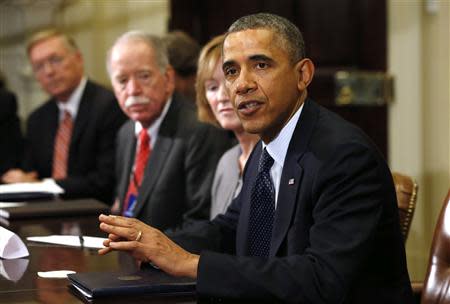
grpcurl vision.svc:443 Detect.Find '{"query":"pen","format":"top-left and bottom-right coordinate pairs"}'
top-left (79, 235), bottom-right (84, 248)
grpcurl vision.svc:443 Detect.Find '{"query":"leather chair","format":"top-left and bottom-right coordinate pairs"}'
top-left (392, 172), bottom-right (418, 241)
top-left (421, 189), bottom-right (450, 304)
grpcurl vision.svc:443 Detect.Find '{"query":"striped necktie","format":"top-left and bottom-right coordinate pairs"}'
top-left (52, 110), bottom-right (73, 179)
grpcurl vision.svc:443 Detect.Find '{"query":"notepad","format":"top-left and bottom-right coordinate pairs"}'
top-left (27, 235), bottom-right (106, 249)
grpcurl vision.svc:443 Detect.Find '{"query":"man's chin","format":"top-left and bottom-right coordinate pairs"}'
top-left (241, 122), bottom-right (263, 135)
top-left (48, 88), bottom-right (71, 101)
top-left (129, 114), bottom-right (153, 127)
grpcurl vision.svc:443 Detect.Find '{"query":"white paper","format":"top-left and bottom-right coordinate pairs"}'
top-left (38, 270), bottom-right (76, 278)
top-left (27, 235), bottom-right (106, 249)
top-left (0, 179), bottom-right (64, 194)
top-left (0, 258), bottom-right (29, 282)
top-left (0, 226), bottom-right (29, 259)
top-left (0, 202), bottom-right (27, 208)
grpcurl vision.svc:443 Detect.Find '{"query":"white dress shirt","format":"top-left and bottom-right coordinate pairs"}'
top-left (263, 103), bottom-right (304, 208)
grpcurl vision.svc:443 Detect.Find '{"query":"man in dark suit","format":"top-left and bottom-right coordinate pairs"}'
top-left (99, 14), bottom-right (413, 303)
top-left (107, 31), bottom-right (231, 230)
top-left (1, 30), bottom-right (126, 203)
top-left (0, 88), bottom-right (23, 176)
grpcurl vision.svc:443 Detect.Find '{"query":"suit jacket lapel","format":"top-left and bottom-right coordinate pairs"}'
top-left (269, 98), bottom-right (320, 256)
top-left (269, 158), bottom-right (303, 256)
top-left (118, 121), bottom-right (137, 206)
top-left (45, 101), bottom-right (59, 173)
top-left (70, 81), bottom-right (92, 147)
top-left (132, 134), bottom-right (173, 216)
top-left (236, 143), bottom-right (261, 256)
top-left (131, 97), bottom-right (181, 217)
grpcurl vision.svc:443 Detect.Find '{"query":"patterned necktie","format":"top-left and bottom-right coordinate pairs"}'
top-left (122, 129), bottom-right (151, 216)
top-left (248, 148), bottom-right (275, 257)
top-left (52, 110), bottom-right (73, 179)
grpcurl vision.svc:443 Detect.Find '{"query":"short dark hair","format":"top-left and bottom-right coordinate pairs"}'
top-left (227, 13), bottom-right (305, 63)
top-left (164, 31), bottom-right (200, 77)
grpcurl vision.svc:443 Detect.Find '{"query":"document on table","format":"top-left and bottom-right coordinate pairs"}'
top-left (27, 235), bottom-right (106, 249)
top-left (0, 179), bottom-right (64, 195)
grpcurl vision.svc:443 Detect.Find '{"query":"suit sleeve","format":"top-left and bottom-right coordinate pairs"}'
top-left (196, 142), bottom-right (394, 303)
top-left (168, 183), bottom-right (243, 254)
top-left (0, 91), bottom-right (23, 175)
top-left (22, 105), bottom-right (42, 173)
top-left (57, 99), bottom-right (126, 204)
top-left (174, 124), bottom-right (231, 229)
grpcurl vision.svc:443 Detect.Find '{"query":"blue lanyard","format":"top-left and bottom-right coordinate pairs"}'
top-left (124, 193), bottom-right (137, 217)
top-left (124, 172), bottom-right (139, 217)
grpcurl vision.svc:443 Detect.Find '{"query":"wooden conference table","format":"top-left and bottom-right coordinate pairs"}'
top-left (0, 214), bottom-right (197, 304)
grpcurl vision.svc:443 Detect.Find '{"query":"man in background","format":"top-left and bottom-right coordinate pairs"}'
top-left (2, 29), bottom-right (126, 204)
top-left (107, 31), bottom-right (231, 231)
top-left (163, 31), bottom-right (200, 103)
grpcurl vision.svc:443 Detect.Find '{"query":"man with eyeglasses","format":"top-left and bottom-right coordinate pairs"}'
top-left (1, 29), bottom-right (127, 204)
top-left (106, 31), bottom-right (231, 230)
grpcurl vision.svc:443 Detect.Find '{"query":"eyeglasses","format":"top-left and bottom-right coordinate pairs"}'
top-left (32, 55), bottom-right (66, 75)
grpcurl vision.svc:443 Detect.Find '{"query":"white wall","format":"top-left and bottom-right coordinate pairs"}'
top-left (0, 0), bottom-right (169, 120)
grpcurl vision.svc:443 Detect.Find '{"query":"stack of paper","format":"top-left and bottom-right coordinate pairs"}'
top-left (0, 179), bottom-right (64, 201)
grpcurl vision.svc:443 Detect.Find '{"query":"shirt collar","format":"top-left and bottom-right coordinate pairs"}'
top-left (134, 96), bottom-right (173, 143)
top-left (263, 103), bottom-right (304, 168)
top-left (56, 76), bottom-right (87, 121)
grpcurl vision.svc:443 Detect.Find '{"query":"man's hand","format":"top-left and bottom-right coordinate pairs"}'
top-left (98, 214), bottom-right (199, 278)
top-left (1, 169), bottom-right (39, 183)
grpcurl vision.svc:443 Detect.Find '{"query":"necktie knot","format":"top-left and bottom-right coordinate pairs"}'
top-left (259, 148), bottom-right (274, 173)
top-left (139, 129), bottom-right (150, 146)
top-left (63, 110), bottom-right (72, 121)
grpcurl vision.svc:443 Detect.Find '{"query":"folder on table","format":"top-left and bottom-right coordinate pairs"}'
top-left (68, 269), bottom-right (196, 299)
top-left (0, 199), bottom-right (109, 219)
top-left (0, 180), bottom-right (64, 202)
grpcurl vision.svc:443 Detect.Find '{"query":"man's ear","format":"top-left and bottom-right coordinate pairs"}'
top-left (296, 58), bottom-right (315, 91)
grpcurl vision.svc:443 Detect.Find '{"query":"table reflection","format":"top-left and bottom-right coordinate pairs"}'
top-left (0, 215), bottom-right (190, 303)
top-left (0, 258), bottom-right (29, 282)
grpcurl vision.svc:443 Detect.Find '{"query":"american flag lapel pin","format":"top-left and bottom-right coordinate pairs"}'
top-left (288, 178), bottom-right (295, 185)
